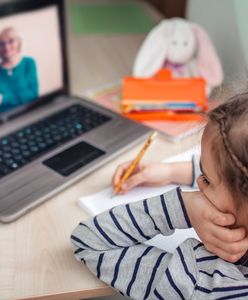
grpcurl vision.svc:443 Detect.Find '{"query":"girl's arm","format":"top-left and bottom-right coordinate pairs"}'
top-left (71, 187), bottom-right (248, 299)
top-left (71, 187), bottom-right (198, 299)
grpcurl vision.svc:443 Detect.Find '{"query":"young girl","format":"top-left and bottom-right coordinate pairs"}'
top-left (71, 94), bottom-right (248, 299)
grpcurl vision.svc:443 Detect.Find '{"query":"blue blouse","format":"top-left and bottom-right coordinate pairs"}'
top-left (0, 56), bottom-right (39, 113)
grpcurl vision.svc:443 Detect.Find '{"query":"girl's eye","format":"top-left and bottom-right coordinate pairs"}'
top-left (200, 175), bottom-right (210, 185)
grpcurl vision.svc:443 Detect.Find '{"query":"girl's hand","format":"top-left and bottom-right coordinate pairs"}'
top-left (112, 160), bottom-right (193, 194)
top-left (112, 161), bottom-right (173, 194)
top-left (183, 191), bottom-right (248, 263)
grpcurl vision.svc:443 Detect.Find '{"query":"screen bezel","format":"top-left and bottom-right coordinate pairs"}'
top-left (0, 0), bottom-right (69, 122)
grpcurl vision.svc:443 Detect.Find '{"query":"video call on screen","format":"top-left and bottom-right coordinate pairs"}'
top-left (0, 6), bottom-right (63, 114)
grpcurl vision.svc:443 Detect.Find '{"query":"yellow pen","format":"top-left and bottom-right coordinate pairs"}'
top-left (112, 131), bottom-right (157, 197)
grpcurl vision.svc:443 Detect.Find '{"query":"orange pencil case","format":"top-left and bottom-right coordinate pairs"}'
top-left (122, 69), bottom-right (207, 121)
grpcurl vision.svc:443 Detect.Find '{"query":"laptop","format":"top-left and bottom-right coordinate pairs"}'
top-left (0, 0), bottom-right (150, 222)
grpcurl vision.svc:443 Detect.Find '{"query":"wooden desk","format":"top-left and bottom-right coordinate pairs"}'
top-left (0, 1), bottom-right (201, 299)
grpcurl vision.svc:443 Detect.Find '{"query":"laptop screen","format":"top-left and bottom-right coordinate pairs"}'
top-left (0, 0), bottom-right (65, 118)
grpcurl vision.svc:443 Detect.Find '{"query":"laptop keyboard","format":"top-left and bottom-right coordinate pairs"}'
top-left (0, 104), bottom-right (111, 179)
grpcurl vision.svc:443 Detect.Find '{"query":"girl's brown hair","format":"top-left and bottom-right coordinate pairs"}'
top-left (208, 93), bottom-right (248, 204)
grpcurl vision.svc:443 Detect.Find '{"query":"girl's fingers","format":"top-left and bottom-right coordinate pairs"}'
top-left (212, 211), bottom-right (236, 227)
top-left (112, 162), bottom-right (132, 186)
top-left (202, 198), bottom-right (236, 227)
top-left (112, 161), bottom-right (143, 186)
top-left (205, 243), bottom-right (247, 263)
top-left (210, 234), bottom-right (248, 253)
top-left (210, 225), bottom-right (247, 243)
top-left (122, 173), bottom-right (145, 192)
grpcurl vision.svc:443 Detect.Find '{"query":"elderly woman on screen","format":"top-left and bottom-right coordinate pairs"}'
top-left (0, 27), bottom-right (38, 112)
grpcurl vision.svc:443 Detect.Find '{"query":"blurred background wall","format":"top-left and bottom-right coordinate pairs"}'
top-left (186, 0), bottom-right (247, 81)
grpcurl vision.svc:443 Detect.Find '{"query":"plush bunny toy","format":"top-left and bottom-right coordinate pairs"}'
top-left (133, 18), bottom-right (223, 95)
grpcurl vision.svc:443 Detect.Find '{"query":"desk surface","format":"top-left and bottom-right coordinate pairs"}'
top-left (0, 1), bottom-right (202, 299)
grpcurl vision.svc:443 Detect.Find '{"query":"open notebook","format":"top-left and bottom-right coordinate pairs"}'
top-left (78, 146), bottom-right (201, 252)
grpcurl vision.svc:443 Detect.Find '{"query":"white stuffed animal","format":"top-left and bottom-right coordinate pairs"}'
top-left (133, 18), bottom-right (223, 94)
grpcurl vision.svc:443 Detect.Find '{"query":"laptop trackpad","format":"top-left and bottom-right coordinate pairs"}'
top-left (43, 141), bottom-right (105, 176)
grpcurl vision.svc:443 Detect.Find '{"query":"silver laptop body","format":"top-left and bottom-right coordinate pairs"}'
top-left (0, 0), bottom-right (150, 222)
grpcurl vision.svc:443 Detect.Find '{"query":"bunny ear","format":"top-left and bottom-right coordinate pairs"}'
top-left (133, 20), bottom-right (173, 77)
top-left (193, 24), bottom-right (223, 87)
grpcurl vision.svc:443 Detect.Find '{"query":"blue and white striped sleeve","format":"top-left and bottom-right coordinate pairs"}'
top-left (71, 187), bottom-right (198, 299)
top-left (71, 186), bottom-right (248, 299)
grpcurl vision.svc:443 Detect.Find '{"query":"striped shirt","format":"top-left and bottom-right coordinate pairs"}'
top-left (71, 157), bottom-right (248, 299)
